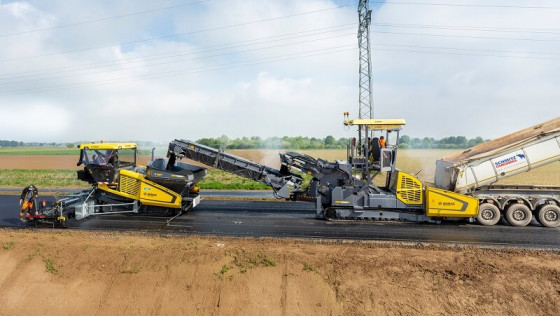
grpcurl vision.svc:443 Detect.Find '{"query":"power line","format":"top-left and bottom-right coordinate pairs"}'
top-left (373, 1), bottom-right (560, 10)
top-left (0, 0), bottom-right (211, 37)
top-left (0, 3), bottom-right (355, 63)
top-left (3, 27), bottom-right (557, 86)
top-left (0, 31), bottom-right (356, 86)
top-left (374, 43), bottom-right (560, 57)
top-left (2, 25), bottom-right (559, 87)
top-left (0, 45), bottom-right (357, 96)
top-left (0, 24), bottom-right (356, 79)
top-left (2, 0), bottom-right (556, 40)
top-left (4, 35), bottom-right (559, 97)
top-left (373, 22), bottom-right (560, 35)
top-left (374, 47), bottom-right (560, 60)
top-left (373, 30), bottom-right (560, 42)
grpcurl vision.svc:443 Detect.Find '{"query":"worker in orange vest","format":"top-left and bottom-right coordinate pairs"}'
top-left (379, 136), bottom-right (386, 148)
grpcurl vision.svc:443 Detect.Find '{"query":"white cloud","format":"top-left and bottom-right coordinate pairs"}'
top-left (0, 0), bottom-right (558, 143)
top-left (1, 102), bottom-right (70, 140)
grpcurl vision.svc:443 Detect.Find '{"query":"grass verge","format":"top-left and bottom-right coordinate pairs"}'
top-left (0, 147), bottom-right (79, 155)
top-left (0, 169), bottom-right (272, 190)
top-left (0, 169), bottom-right (88, 188)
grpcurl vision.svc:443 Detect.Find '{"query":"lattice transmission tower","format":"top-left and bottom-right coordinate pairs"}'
top-left (357, 0), bottom-right (373, 150)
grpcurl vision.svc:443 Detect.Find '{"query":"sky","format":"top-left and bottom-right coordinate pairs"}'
top-left (0, 0), bottom-right (559, 142)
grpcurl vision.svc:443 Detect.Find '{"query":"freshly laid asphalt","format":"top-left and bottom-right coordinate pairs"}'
top-left (1, 193), bottom-right (558, 249)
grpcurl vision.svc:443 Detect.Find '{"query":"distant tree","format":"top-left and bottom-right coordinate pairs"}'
top-left (66, 143), bottom-right (74, 149)
top-left (410, 138), bottom-right (423, 149)
top-left (398, 135), bottom-right (411, 146)
top-left (324, 135), bottom-right (336, 147)
top-left (196, 138), bottom-right (223, 148)
top-left (455, 136), bottom-right (467, 147)
top-left (443, 136), bottom-right (457, 145)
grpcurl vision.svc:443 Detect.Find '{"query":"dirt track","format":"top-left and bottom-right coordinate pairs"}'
top-left (1, 229), bottom-right (559, 315)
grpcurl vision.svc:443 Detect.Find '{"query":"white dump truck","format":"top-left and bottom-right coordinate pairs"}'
top-left (435, 117), bottom-right (560, 227)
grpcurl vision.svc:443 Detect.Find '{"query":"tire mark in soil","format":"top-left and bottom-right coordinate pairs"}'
top-left (95, 254), bottom-right (127, 315)
top-left (152, 267), bottom-right (172, 314)
top-left (281, 254), bottom-right (288, 316)
top-left (199, 265), bottom-right (221, 315)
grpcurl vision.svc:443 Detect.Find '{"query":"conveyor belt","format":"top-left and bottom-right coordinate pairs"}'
top-left (168, 139), bottom-right (303, 198)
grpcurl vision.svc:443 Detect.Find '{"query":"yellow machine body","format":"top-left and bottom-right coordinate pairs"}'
top-left (392, 171), bottom-right (478, 218)
top-left (395, 171), bottom-right (423, 206)
top-left (425, 187), bottom-right (479, 218)
top-left (97, 169), bottom-right (182, 209)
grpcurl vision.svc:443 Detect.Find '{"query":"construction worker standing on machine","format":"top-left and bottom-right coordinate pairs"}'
top-left (19, 184), bottom-right (38, 221)
top-left (379, 136), bottom-right (386, 148)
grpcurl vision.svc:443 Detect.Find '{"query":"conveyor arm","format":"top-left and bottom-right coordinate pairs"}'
top-left (167, 140), bottom-right (303, 198)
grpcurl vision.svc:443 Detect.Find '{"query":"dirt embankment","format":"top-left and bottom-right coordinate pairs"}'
top-left (1, 229), bottom-right (559, 315)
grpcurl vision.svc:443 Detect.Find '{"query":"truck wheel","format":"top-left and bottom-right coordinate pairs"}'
top-left (537, 205), bottom-right (560, 228)
top-left (476, 203), bottom-right (500, 226)
top-left (506, 204), bottom-right (532, 227)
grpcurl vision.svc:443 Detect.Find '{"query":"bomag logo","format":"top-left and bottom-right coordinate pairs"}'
top-left (143, 192), bottom-right (157, 197)
top-left (438, 201), bottom-right (456, 206)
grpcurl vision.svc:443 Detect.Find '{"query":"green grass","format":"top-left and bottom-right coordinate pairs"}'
top-left (302, 262), bottom-right (314, 272)
top-left (220, 264), bottom-right (231, 275)
top-left (198, 170), bottom-right (270, 190)
top-left (44, 258), bottom-right (57, 274)
top-left (229, 249), bottom-right (278, 274)
top-left (0, 147), bottom-right (79, 155)
top-left (0, 169), bottom-right (89, 188)
top-left (263, 257), bottom-right (276, 267)
top-left (120, 268), bottom-right (140, 274)
top-left (0, 169), bottom-right (271, 190)
top-left (2, 241), bottom-right (15, 250)
top-left (0, 147), bottom-right (153, 156)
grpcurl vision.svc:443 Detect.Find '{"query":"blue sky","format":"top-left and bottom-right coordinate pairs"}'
top-left (0, 0), bottom-right (558, 142)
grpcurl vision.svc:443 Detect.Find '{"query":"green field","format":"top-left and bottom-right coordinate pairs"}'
top-left (0, 147), bottom-right (80, 155)
top-left (0, 170), bottom-right (87, 188)
top-left (0, 147), bottom-right (157, 155)
top-left (0, 169), bottom-right (269, 190)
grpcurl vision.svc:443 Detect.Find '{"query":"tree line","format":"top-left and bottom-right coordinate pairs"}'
top-left (196, 135), bottom-right (487, 150)
top-left (0, 140), bottom-right (164, 148)
top-left (1, 135), bottom-right (488, 150)
top-left (195, 136), bottom-right (351, 150)
top-left (397, 135), bottom-right (487, 149)
top-left (0, 140), bottom-right (62, 147)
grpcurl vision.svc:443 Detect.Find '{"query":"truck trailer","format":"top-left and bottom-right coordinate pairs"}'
top-left (434, 117), bottom-right (560, 227)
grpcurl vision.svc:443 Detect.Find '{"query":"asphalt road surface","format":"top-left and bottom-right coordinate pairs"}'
top-left (1, 194), bottom-right (558, 249)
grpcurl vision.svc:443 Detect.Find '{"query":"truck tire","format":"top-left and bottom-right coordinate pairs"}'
top-left (476, 203), bottom-right (500, 226)
top-left (537, 205), bottom-right (560, 228)
top-left (506, 203), bottom-right (532, 227)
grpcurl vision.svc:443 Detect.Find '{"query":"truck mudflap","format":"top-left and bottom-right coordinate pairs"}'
top-left (425, 187), bottom-right (479, 218)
